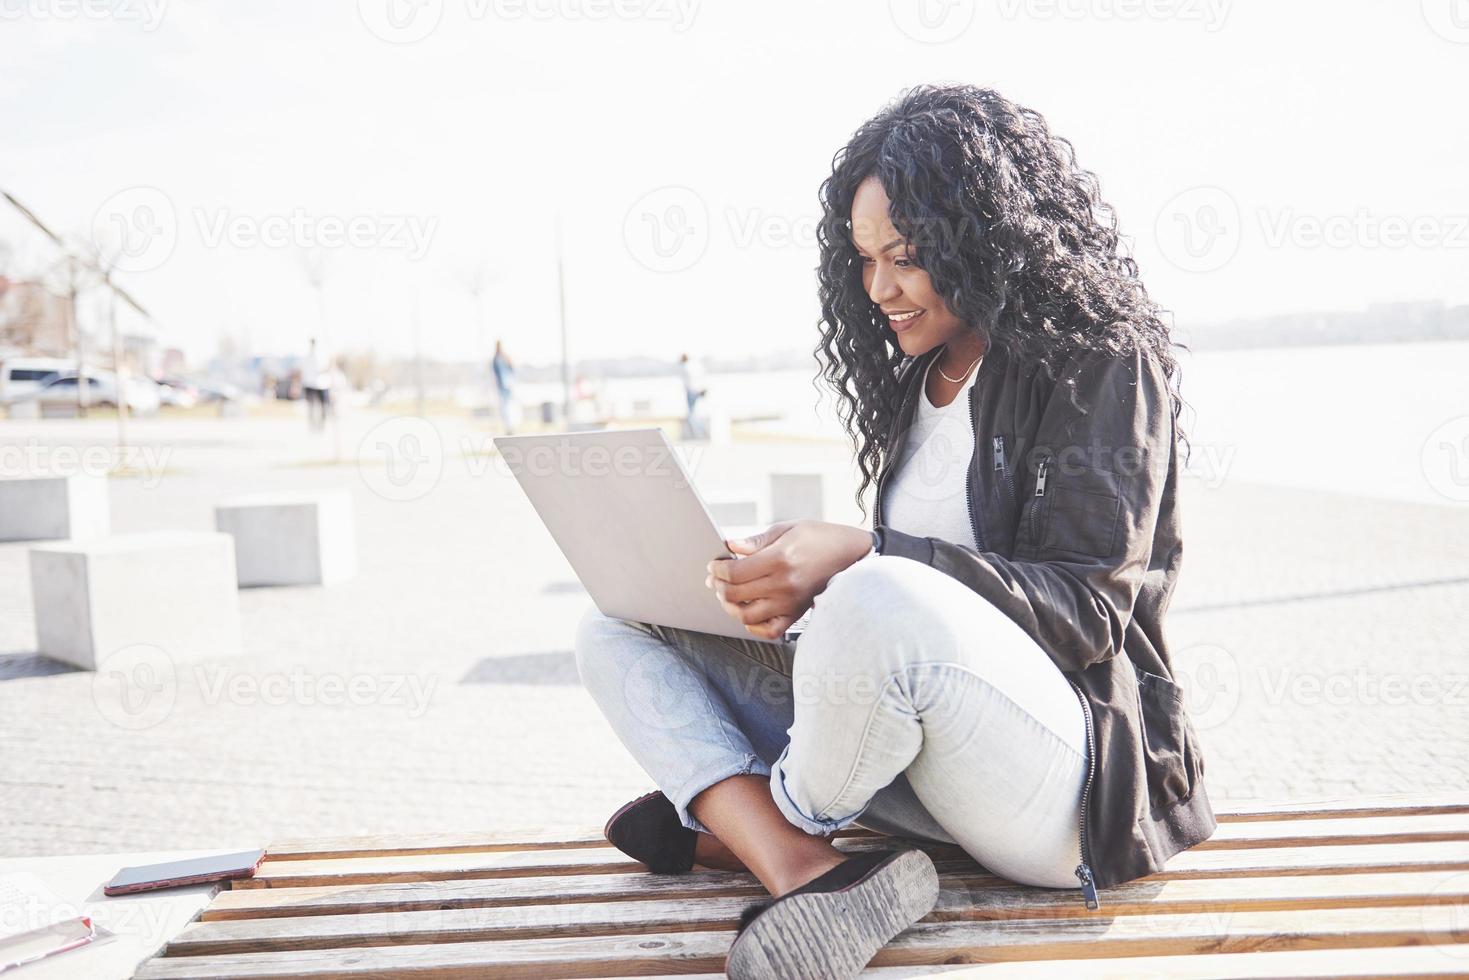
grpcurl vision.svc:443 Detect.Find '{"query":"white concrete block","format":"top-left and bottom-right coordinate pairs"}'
top-left (214, 490), bottom-right (357, 587)
top-left (29, 531), bottom-right (242, 670)
top-left (770, 471), bottom-right (827, 522)
top-left (0, 475), bottom-right (110, 542)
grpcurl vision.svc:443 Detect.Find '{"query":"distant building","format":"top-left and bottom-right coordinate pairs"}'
top-left (0, 277), bottom-right (71, 356)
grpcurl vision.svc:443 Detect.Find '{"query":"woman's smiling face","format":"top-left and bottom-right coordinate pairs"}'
top-left (850, 175), bottom-right (967, 358)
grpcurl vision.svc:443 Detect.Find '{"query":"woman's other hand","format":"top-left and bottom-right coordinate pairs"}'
top-left (705, 520), bottom-right (875, 641)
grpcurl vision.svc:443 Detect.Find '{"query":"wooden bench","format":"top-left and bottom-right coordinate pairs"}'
top-left (133, 796), bottom-right (1469, 977)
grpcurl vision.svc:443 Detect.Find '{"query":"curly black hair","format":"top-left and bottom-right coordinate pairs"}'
top-left (813, 83), bottom-right (1190, 517)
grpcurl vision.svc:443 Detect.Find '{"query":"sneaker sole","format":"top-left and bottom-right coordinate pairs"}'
top-left (725, 848), bottom-right (940, 980)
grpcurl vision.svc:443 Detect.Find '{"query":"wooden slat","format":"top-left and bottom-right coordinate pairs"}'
top-left (1158, 840), bottom-right (1469, 878)
top-left (166, 871), bottom-right (1469, 956)
top-left (266, 826), bottom-right (882, 861)
top-left (130, 905), bottom-right (1469, 978)
top-left (931, 868), bottom-right (1469, 920)
top-left (203, 869), bottom-right (776, 921)
top-left (238, 838), bottom-right (969, 890)
top-left (643, 944), bottom-right (1469, 979)
top-left (236, 846), bottom-right (638, 889)
top-left (1200, 813), bottom-right (1469, 849)
top-left (258, 795), bottom-right (1469, 861)
top-left (1212, 794), bottom-right (1469, 823)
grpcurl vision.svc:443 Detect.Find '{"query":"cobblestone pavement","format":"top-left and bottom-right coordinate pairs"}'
top-left (1, 415), bottom-right (1467, 856)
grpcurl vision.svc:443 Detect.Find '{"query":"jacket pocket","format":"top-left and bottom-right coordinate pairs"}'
top-left (1042, 485), bottom-right (1121, 558)
top-left (1136, 668), bottom-right (1193, 810)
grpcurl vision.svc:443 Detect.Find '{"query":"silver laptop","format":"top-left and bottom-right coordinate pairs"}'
top-left (495, 427), bottom-right (808, 645)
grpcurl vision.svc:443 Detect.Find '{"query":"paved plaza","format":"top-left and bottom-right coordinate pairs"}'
top-left (1, 412), bottom-right (1467, 857)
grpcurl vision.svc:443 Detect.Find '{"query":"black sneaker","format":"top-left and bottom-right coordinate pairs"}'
top-left (725, 847), bottom-right (939, 980)
top-left (602, 790), bottom-right (698, 875)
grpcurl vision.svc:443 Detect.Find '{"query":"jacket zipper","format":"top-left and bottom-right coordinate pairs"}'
top-left (1029, 455), bottom-right (1050, 546)
top-left (1068, 678), bottom-right (1101, 910)
top-left (964, 384), bottom-right (984, 552)
top-left (992, 435), bottom-right (1016, 509)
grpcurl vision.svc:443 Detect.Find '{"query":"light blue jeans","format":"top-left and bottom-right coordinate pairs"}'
top-left (574, 552), bottom-right (1089, 888)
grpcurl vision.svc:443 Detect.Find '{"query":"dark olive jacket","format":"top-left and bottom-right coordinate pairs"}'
top-left (872, 339), bottom-right (1215, 903)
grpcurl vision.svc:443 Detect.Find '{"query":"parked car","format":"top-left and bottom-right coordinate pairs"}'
top-left (21, 371), bottom-right (162, 414)
top-left (154, 377), bottom-right (199, 409)
top-left (0, 356), bottom-right (71, 404)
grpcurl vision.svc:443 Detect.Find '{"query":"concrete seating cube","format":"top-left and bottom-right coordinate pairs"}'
top-left (770, 471), bottom-right (827, 522)
top-left (0, 475), bottom-right (110, 542)
top-left (29, 531), bottom-right (242, 670)
top-left (214, 490), bottom-right (356, 587)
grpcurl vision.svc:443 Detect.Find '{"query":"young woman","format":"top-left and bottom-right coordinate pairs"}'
top-left (575, 83), bottom-right (1213, 979)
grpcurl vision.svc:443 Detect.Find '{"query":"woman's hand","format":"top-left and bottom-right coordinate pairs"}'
top-left (705, 520), bottom-right (875, 641)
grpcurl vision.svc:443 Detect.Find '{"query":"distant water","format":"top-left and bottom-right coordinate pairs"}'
top-left (516, 340), bottom-right (1469, 507)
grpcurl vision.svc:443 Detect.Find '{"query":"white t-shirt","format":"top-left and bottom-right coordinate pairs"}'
top-left (883, 355), bottom-right (982, 550)
top-left (680, 359), bottom-right (705, 396)
top-left (302, 349), bottom-right (332, 389)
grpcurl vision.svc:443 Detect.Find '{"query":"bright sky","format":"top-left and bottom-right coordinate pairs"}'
top-left (2, 0), bottom-right (1466, 367)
